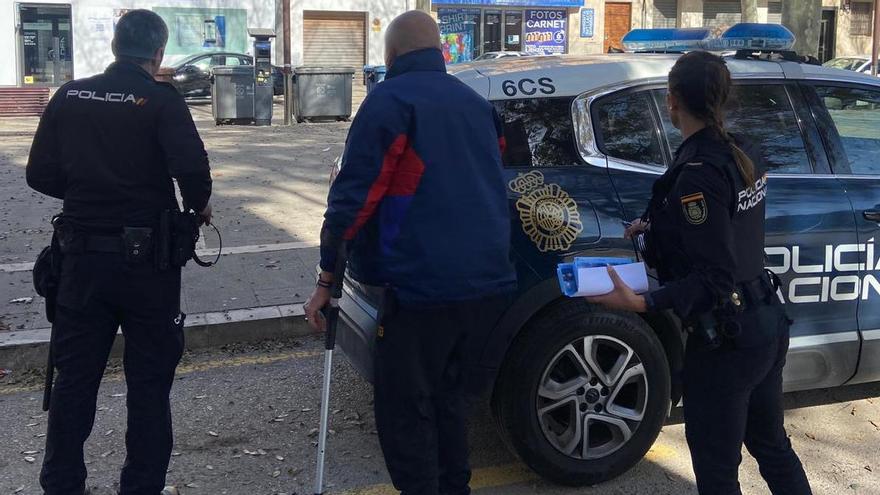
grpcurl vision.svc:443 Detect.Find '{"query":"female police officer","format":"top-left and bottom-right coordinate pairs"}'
top-left (587, 51), bottom-right (812, 494)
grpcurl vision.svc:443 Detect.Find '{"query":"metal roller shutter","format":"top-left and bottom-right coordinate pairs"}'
top-left (703, 0), bottom-right (742, 29)
top-left (768, 1), bottom-right (782, 24)
top-left (303, 11), bottom-right (366, 68)
top-left (653, 0), bottom-right (678, 28)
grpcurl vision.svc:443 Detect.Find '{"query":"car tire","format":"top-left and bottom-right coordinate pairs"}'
top-left (492, 298), bottom-right (670, 486)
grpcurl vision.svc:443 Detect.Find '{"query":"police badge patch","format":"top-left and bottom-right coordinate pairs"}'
top-left (681, 192), bottom-right (708, 225)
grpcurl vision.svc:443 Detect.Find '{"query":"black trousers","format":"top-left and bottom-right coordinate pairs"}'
top-left (373, 294), bottom-right (509, 495)
top-left (683, 302), bottom-right (812, 495)
top-left (40, 252), bottom-right (185, 495)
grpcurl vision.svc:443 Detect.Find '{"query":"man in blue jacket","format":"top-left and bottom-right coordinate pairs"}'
top-left (304, 10), bottom-right (516, 495)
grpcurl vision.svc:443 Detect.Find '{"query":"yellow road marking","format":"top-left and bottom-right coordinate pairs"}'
top-left (338, 463), bottom-right (539, 495)
top-left (339, 442), bottom-right (681, 495)
top-left (645, 441), bottom-right (678, 461)
top-left (0, 350), bottom-right (322, 395)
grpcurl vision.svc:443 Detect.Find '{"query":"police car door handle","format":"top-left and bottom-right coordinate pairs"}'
top-left (863, 210), bottom-right (880, 223)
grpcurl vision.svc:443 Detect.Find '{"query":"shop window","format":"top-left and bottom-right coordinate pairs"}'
top-left (439, 8), bottom-right (481, 63)
top-left (494, 98), bottom-right (581, 168)
top-left (851, 2), bottom-right (874, 36)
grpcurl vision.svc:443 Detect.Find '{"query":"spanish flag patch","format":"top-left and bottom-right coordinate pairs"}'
top-left (681, 192), bottom-right (708, 225)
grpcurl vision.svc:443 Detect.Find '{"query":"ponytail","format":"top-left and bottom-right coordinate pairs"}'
top-left (707, 113), bottom-right (755, 185)
top-left (668, 51), bottom-right (755, 185)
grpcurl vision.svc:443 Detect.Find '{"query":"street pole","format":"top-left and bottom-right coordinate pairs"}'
top-left (873, 0), bottom-right (879, 76)
top-left (282, 0), bottom-right (292, 125)
top-left (416, 0), bottom-right (430, 13)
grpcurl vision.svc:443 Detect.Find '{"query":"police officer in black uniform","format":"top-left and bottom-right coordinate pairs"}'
top-left (26, 10), bottom-right (211, 495)
top-left (588, 51), bottom-right (812, 494)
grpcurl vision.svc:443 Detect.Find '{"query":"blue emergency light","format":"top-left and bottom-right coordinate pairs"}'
top-left (621, 23), bottom-right (796, 53)
top-left (705, 23), bottom-right (795, 51)
top-left (621, 28), bottom-right (711, 53)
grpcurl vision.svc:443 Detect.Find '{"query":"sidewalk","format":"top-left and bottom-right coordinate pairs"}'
top-left (0, 102), bottom-right (350, 365)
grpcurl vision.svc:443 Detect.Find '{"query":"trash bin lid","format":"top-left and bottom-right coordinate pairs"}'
top-left (213, 65), bottom-right (255, 75)
top-left (295, 66), bottom-right (356, 75)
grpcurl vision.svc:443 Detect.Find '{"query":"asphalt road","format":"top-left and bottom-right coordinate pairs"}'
top-left (2, 336), bottom-right (880, 495)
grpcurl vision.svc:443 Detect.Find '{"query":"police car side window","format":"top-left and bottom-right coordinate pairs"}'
top-left (493, 97), bottom-right (582, 168)
top-left (814, 85), bottom-right (880, 175)
top-left (653, 84), bottom-right (812, 174)
top-left (593, 91), bottom-right (665, 167)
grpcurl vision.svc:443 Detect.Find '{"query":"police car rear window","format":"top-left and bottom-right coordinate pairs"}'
top-left (654, 84), bottom-right (812, 175)
top-left (493, 98), bottom-right (582, 168)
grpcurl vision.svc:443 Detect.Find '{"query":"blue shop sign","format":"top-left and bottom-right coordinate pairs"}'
top-left (580, 8), bottom-right (594, 38)
top-left (439, 0), bottom-right (584, 7)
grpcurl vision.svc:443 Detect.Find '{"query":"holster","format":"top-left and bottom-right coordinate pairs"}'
top-left (33, 215), bottom-right (65, 323)
top-left (158, 209), bottom-right (200, 270)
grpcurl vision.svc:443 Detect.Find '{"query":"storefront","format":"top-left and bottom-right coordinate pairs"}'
top-left (0, 0), bottom-right (275, 88)
top-left (435, 0), bottom-right (582, 63)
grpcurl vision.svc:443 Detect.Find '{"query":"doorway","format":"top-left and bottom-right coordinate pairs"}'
top-left (483, 10), bottom-right (503, 53)
top-left (18, 4), bottom-right (73, 86)
top-left (818, 9), bottom-right (836, 63)
top-left (604, 3), bottom-right (632, 53)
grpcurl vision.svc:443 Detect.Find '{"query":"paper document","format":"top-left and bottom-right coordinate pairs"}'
top-left (557, 257), bottom-right (649, 297)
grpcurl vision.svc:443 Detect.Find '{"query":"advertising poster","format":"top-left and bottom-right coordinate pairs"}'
top-left (153, 7), bottom-right (247, 56)
top-left (438, 9), bottom-right (479, 64)
top-left (524, 9), bottom-right (567, 55)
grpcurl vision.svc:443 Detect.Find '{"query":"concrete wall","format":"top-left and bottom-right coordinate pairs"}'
top-left (1, 0), bottom-right (275, 87)
top-left (284, 0), bottom-right (409, 67)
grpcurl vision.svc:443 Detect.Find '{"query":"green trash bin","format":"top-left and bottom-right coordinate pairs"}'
top-left (293, 67), bottom-right (354, 123)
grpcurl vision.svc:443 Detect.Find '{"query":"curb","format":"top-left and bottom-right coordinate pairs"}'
top-left (0, 304), bottom-right (315, 371)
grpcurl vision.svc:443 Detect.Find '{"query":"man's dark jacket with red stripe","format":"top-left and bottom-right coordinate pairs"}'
top-left (320, 48), bottom-right (517, 305)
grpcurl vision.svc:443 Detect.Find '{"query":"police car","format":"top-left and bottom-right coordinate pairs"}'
top-left (334, 24), bottom-right (880, 484)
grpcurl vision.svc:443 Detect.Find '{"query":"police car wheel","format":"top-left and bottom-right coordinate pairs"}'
top-left (492, 298), bottom-right (671, 486)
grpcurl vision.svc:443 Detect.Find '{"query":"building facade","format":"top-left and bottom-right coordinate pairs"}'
top-left (1, 0), bottom-right (277, 87)
top-left (1, 0), bottom-right (875, 88)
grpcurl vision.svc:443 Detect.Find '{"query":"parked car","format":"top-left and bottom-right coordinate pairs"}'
top-left (824, 56), bottom-right (878, 76)
top-left (474, 51), bottom-right (531, 61)
top-left (156, 52), bottom-right (285, 98)
top-left (333, 40), bottom-right (880, 485)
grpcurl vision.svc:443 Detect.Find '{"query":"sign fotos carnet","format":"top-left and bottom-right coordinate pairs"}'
top-left (524, 10), bottom-right (566, 55)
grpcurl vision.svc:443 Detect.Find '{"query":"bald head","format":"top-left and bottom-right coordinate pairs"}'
top-left (385, 11), bottom-right (442, 67)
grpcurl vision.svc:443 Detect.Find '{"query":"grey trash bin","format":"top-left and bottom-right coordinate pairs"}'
top-left (293, 67), bottom-right (354, 123)
top-left (212, 65), bottom-right (255, 125)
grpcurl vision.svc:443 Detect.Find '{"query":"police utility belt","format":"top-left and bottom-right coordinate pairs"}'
top-left (52, 210), bottom-right (219, 269)
top-left (686, 270), bottom-right (781, 350)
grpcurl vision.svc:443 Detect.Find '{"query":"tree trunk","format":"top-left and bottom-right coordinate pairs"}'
top-left (741, 0), bottom-right (758, 22)
top-left (782, 0), bottom-right (821, 57)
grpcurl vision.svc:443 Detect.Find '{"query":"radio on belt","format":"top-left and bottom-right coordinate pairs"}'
top-left (248, 28), bottom-right (276, 126)
top-left (557, 257), bottom-right (649, 297)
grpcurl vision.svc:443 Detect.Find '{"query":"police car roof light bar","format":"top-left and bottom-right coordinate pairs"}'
top-left (621, 28), bottom-right (711, 53)
top-left (621, 23), bottom-right (795, 54)
top-left (705, 23), bottom-right (795, 52)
